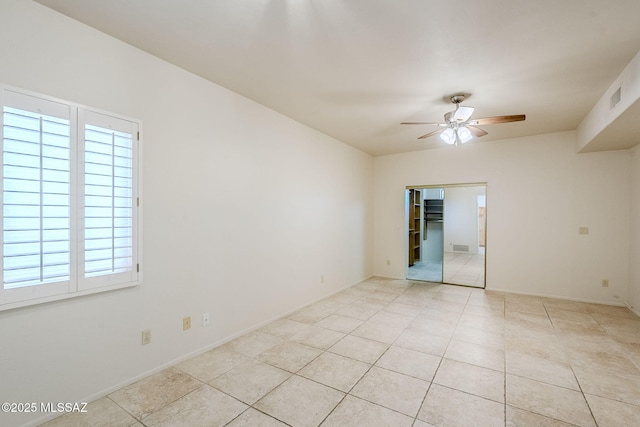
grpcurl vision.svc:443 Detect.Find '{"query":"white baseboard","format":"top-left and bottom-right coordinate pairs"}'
top-left (487, 286), bottom-right (628, 307)
top-left (623, 301), bottom-right (640, 317)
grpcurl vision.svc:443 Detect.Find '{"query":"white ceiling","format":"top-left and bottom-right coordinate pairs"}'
top-left (35, 0), bottom-right (640, 156)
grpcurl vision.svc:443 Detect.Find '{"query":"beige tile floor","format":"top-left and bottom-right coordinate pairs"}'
top-left (41, 277), bottom-right (640, 427)
top-left (407, 252), bottom-right (485, 287)
top-left (443, 252), bottom-right (485, 288)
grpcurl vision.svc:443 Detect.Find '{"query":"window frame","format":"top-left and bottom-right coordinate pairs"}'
top-left (0, 84), bottom-right (142, 311)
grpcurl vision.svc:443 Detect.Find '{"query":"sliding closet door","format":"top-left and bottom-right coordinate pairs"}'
top-left (442, 185), bottom-right (486, 288)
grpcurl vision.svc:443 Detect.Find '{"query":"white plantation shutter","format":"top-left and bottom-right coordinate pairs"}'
top-left (2, 91), bottom-right (73, 303)
top-left (1, 86), bottom-right (141, 310)
top-left (3, 107), bottom-right (71, 288)
top-left (79, 110), bottom-right (137, 289)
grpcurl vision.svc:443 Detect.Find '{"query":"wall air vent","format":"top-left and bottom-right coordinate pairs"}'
top-left (610, 86), bottom-right (621, 110)
top-left (452, 244), bottom-right (469, 252)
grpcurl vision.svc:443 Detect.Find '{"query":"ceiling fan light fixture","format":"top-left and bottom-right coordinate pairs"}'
top-left (401, 92), bottom-right (526, 145)
top-left (458, 126), bottom-right (473, 143)
top-left (440, 127), bottom-right (456, 144)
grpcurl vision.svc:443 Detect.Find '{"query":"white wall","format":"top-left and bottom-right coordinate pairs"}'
top-left (0, 2), bottom-right (373, 426)
top-left (374, 131), bottom-right (630, 304)
top-left (629, 145), bottom-right (640, 314)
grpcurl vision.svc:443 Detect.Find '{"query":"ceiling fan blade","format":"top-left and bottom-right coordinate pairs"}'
top-left (467, 125), bottom-right (488, 137)
top-left (452, 106), bottom-right (474, 122)
top-left (469, 114), bottom-right (526, 125)
top-left (418, 128), bottom-right (445, 140)
top-left (401, 121), bottom-right (445, 126)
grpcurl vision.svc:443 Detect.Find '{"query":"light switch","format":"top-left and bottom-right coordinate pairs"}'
top-left (579, 227), bottom-right (589, 235)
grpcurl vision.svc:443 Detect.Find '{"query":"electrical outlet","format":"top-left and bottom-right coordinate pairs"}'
top-left (202, 313), bottom-right (210, 326)
top-left (183, 316), bottom-right (191, 330)
top-left (386, 259), bottom-right (390, 266)
top-left (602, 279), bottom-right (609, 288)
top-left (579, 227), bottom-right (589, 235)
top-left (141, 329), bottom-right (151, 345)
top-left (321, 275), bottom-right (324, 284)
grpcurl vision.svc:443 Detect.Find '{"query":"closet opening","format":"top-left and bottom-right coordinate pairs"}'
top-left (406, 184), bottom-right (487, 288)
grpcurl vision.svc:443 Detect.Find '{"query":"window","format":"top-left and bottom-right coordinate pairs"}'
top-left (1, 86), bottom-right (141, 310)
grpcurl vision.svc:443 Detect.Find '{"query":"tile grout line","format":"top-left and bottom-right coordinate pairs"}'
top-left (502, 295), bottom-right (507, 427)
top-left (318, 282), bottom-right (426, 425)
top-left (542, 300), bottom-right (599, 427)
top-left (251, 281), bottom-right (395, 426)
top-left (412, 286), bottom-right (468, 426)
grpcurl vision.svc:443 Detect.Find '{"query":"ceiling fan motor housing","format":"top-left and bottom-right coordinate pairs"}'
top-left (450, 94), bottom-right (466, 104)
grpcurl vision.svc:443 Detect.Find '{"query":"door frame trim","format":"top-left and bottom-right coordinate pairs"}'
top-left (405, 182), bottom-right (487, 288)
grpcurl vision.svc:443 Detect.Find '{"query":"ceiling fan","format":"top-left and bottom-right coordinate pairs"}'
top-left (401, 94), bottom-right (525, 145)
